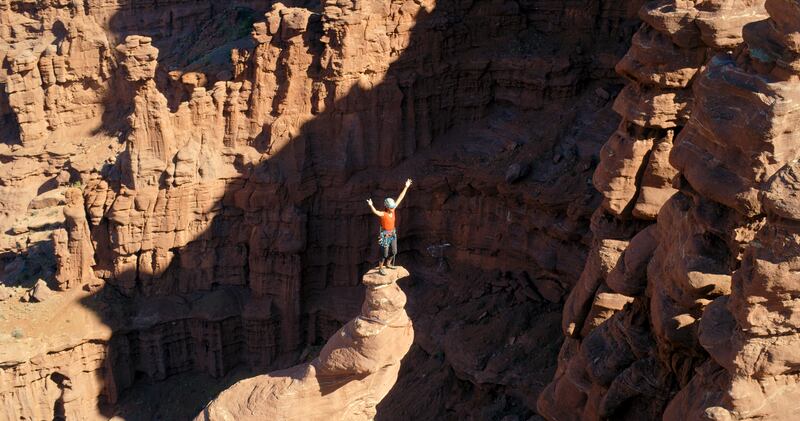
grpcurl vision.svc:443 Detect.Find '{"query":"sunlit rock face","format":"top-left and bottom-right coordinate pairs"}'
top-left (9, 0), bottom-right (800, 419)
top-left (7, 0), bottom-right (755, 419)
top-left (196, 267), bottom-right (413, 421)
top-left (664, 1), bottom-right (800, 419)
top-left (536, 1), bottom-right (800, 420)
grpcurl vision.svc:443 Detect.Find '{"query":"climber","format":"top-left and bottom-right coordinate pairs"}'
top-left (366, 178), bottom-right (413, 275)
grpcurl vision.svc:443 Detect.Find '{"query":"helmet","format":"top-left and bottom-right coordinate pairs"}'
top-left (384, 198), bottom-right (397, 209)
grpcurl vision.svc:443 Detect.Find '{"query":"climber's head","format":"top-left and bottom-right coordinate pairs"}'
top-left (384, 198), bottom-right (397, 210)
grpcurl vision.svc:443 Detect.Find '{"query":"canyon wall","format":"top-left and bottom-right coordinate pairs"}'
top-left (540, 1), bottom-right (800, 420)
top-left (1, 0), bottom-right (646, 419)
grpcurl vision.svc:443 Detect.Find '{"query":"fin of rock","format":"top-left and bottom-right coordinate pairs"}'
top-left (195, 267), bottom-right (413, 421)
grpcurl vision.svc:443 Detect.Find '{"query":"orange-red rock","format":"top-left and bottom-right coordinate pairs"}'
top-left (196, 267), bottom-right (413, 421)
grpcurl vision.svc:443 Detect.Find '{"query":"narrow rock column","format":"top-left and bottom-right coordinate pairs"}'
top-left (195, 267), bottom-right (414, 421)
top-left (53, 187), bottom-right (99, 290)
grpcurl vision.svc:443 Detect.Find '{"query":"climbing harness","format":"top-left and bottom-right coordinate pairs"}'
top-left (378, 229), bottom-right (397, 248)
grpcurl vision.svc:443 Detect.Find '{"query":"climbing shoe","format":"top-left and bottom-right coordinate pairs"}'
top-left (379, 267), bottom-right (387, 275)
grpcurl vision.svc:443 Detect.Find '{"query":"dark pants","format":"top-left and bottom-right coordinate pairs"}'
top-left (382, 235), bottom-right (397, 260)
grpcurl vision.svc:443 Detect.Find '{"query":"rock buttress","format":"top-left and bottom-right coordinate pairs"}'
top-left (195, 267), bottom-right (414, 421)
top-left (539, 1), bottom-right (771, 420)
top-left (665, 1), bottom-right (800, 419)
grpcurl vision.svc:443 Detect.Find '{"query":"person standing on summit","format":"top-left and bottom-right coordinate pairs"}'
top-left (366, 179), bottom-right (413, 275)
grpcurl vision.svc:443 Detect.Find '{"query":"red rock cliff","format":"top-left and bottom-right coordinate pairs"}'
top-left (539, 1), bottom-right (800, 420)
top-left (1, 0), bottom-right (652, 419)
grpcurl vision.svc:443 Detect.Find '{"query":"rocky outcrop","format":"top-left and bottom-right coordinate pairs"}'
top-left (0, 0), bottom-right (278, 252)
top-left (1, 0), bottom-right (643, 419)
top-left (71, 0), bottom-right (636, 387)
top-left (53, 188), bottom-right (99, 290)
top-left (1, 2), bottom-right (114, 145)
top-left (0, 0), bottom-right (271, 146)
top-left (0, 340), bottom-right (111, 421)
top-left (196, 267), bottom-right (413, 421)
top-left (662, 1), bottom-right (800, 419)
top-left (592, 0), bottom-right (768, 221)
top-left (5, 0), bottom-right (800, 418)
top-left (539, 1), bottom-right (772, 420)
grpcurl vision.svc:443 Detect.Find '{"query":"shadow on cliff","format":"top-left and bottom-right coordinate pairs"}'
top-left (69, 0), bottom-right (640, 419)
top-left (0, 85), bottom-right (21, 145)
top-left (0, 240), bottom-right (64, 292)
top-left (77, 2), bottom-right (440, 418)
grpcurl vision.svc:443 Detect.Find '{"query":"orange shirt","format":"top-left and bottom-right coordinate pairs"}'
top-left (380, 209), bottom-right (396, 231)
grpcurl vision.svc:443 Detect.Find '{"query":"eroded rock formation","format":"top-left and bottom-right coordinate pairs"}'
top-left (7, 0), bottom-right (800, 418)
top-left (665, 1), bottom-right (800, 419)
top-left (53, 187), bottom-right (99, 290)
top-left (540, 1), bottom-right (800, 420)
top-left (0, 0), bottom-right (716, 419)
top-left (7, 0), bottom-right (800, 419)
top-left (196, 267), bottom-right (413, 421)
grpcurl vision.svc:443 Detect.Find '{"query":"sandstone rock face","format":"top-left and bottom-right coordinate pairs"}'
top-left (1, 0), bottom-right (646, 419)
top-left (0, 340), bottom-right (112, 421)
top-left (663, 1), bottom-right (800, 419)
top-left (196, 267), bottom-right (413, 421)
top-left (12, 0), bottom-right (800, 419)
top-left (539, 1), bottom-right (779, 420)
top-left (1, 2), bottom-right (114, 145)
top-left (54, 188), bottom-right (99, 290)
top-left (540, 0), bottom-right (800, 420)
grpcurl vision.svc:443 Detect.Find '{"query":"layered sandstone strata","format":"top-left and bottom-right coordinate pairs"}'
top-left (39, 0), bottom-right (630, 390)
top-left (53, 188), bottom-right (99, 290)
top-left (196, 267), bottom-right (414, 421)
top-left (0, 0), bottom-right (271, 145)
top-left (2, 0), bottom-right (641, 419)
top-left (6, 0), bottom-right (800, 418)
top-left (540, 1), bottom-right (770, 419)
top-left (0, 0), bottom-right (271, 254)
top-left (0, 339), bottom-right (112, 421)
top-left (0, 3), bottom-right (114, 145)
top-left (662, 1), bottom-right (800, 419)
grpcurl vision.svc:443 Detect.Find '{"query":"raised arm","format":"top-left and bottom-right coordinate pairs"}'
top-left (366, 198), bottom-right (384, 217)
top-left (395, 179), bottom-right (412, 207)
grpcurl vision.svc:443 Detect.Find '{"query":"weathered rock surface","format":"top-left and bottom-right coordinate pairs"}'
top-left (0, 339), bottom-right (112, 421)
top-left (0, 0), bottom-right (651, 419)
top-left (23, 279), bottom-right (53, 302)
top-left (53, 188), bottom-right (99, 290)
top-left (663, 1), bottom-right (800, 419)
top-left (8, 0), bottom-right (799, 417)
top-left (196, 267), bottom-right (413, 421)
top-left (539, 1), bottom-right (783, 420)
